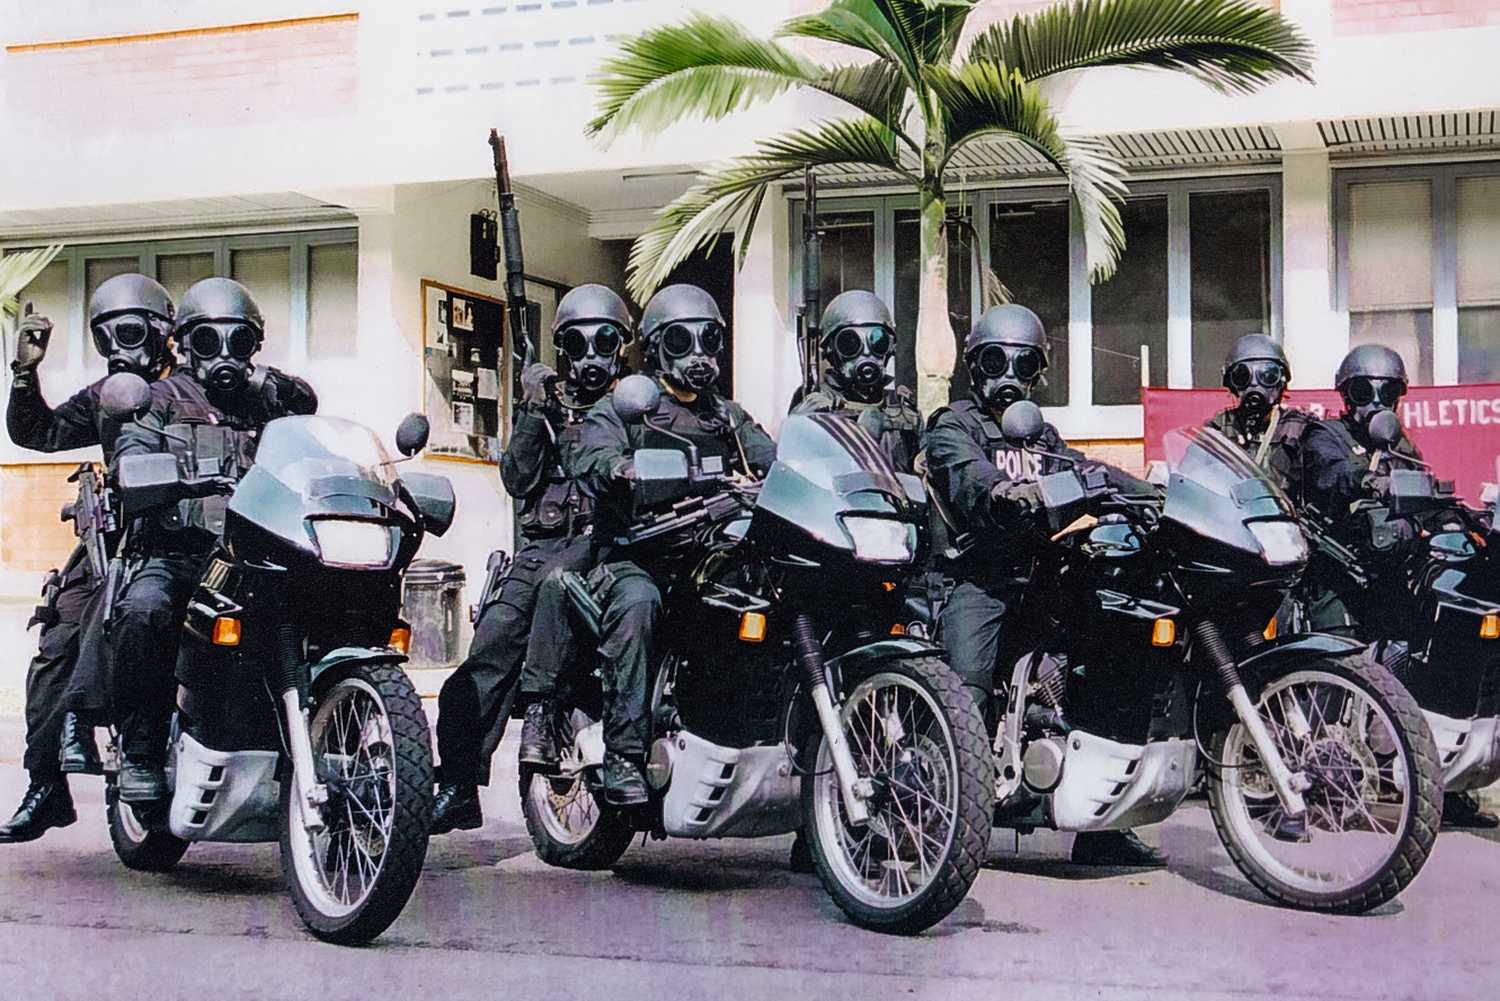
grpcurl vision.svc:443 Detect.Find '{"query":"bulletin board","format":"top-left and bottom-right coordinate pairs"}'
top-left (421, 279), bottom-right (506, 463)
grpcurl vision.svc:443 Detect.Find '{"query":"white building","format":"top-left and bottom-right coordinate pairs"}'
top-left (3, 0), bottom-right (1499, 611)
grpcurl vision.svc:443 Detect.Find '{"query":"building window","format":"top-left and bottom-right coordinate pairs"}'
top-left (792, 176), bottom-right (1279, 434)
top-left (5, 229), bottom-right (357, 381)
top-left (1337, 163), bottom-right (1500, 387)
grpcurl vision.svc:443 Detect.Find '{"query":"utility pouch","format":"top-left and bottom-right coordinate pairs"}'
top-left (27, 568), bottom-right (62, 630)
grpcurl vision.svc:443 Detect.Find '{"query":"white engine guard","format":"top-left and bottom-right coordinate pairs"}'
top-left (1424, 710), bottom-right (1500, 792)
top-left (1048, 732), bottom-right (1199, 832)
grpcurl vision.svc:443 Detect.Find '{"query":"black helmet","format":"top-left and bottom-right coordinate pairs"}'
top-left (640, 284), bottom-right (725, 394)
top-left (820, 290), bottom-right (895, 403)
top-left (964, 304), bottom-right (1047, 412)
top-left (88, 274), bottom-right (175, 377)
top-left (1335, 344), bottom-right (1408, 430)
top-left (1221, 333), bottom-right (1290, 420)
top-left (176, 277), bottom-right (264, 394)
top-left (553, 284), bottom-right (633, 398)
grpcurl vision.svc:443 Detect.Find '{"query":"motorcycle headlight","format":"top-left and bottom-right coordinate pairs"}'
top-left (843, 516), bottom-right (915, 563)
top-left (1248, 520), bottom-right (1307, 567)
top-left (312, 520), bottom-right (392, 568)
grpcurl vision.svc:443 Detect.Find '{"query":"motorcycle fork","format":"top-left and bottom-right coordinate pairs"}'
top-left (792, 613), bottom-right (870, 825)
top-left (1194, 620), bottom-right (1309, 817)
top-left (272, 622), bottom-right (327, 833)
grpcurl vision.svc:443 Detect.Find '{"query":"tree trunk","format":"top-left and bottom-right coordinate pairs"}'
top-left (914, 174), bottom-right (953, 415)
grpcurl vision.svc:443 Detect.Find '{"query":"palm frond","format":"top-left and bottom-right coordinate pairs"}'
top-left (587, 14), bottom-right (820, 142)
top-left (878, 0), bottom-right (978, 66)
top-left (781, 1), bottom-right (921, 90)
top-left (628, 117), bottom-right (914, 300)
top-left (928, 62), bottom-right (1128, 280)
top-left (0, 245), bottom-right (64, 319)
top-left (965, 0), bottom-right (1314, 93)
top-left (812, 62), bottom-right (913, 139)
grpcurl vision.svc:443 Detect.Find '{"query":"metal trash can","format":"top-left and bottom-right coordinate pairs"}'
top-left (402, 558), bottom-right (467, 671)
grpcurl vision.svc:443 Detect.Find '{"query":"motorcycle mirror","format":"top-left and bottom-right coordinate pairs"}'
top-left (1367, 409), bottom-right (1402, 451)
top-left (99, 372), bottom-right (153, 421)
top-left (1000, 400), bottom-right (1045, 445)
top-left (612, 373), bottom-right (661, 425)
top-left (395, 413), bottom-right (430, 457)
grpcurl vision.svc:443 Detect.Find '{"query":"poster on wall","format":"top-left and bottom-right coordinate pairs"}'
top-left (422, 279), bottom-right (505, 462)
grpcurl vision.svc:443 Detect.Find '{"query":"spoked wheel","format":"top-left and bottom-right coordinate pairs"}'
top-left (106, 778), bottom-right (189, 872)
top-left (1208, 653), bottom-right (1441, 913)
top-left (803, 656), bottom-right (992, 935)
top-left (519, 714), bottom-right (633, 870)
top-left (281, 664), bottom-right (433, 944)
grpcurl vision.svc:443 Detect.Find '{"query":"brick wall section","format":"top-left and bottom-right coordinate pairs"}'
top-left (1333, 0), bottom-right (1500, 35)
top-left (3, 15), bottom-right (358, 130)
top-left (1074, 439), bottom-right (1146, 477)
top-left (0, 465), bottom-right (84, 573)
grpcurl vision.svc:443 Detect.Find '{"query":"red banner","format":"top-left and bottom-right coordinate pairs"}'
top-left (1141, 385), bottom-right (1500, 504)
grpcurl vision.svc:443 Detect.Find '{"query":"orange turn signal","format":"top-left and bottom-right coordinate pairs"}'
top-left (1151, 618), bottom-right (1176, 648)
top-left (739, 612), bottom-right (767, 643)
top-left (1481, 614), bottom-right (1500, 641)
top-left (212, 617), bottom-right (241, 647)
top-left (1264, 616), bottom-right (1278, 642)
top-left (388, 625), bottom-right (412, 654)
top-left (890, 623), bottom-right (907, 637)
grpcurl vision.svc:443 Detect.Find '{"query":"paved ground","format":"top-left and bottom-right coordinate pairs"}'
top-left (0, 711), bottom-right (1497, 1001)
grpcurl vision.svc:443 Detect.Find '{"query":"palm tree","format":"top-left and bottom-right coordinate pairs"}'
top-left (588, 0), bottom-right (1313, 411)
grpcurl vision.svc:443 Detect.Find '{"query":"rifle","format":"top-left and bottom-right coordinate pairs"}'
top-left (490, 130), bottom-right (557, 439)
top-left (799, 167), bottom-right (823, 395)
top-left (62, 462), bottom-right (116, 581)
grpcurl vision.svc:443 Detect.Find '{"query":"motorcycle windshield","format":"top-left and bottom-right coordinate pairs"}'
top-left (1161, 425), bottom-right (1298, 559)
top-left (228, 416), bottom-right (402, 556)
top-left (754, 413), bottom-right (918, 560)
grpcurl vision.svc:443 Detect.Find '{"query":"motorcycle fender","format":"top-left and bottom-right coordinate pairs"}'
top-left (825, 637), bottom-right (941, 684)
top-left (307, 646), bottom-right (408, 689)
top-left (1236, 633), bottom-right (1368, 683)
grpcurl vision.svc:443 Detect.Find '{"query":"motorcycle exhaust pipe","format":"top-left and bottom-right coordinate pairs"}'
top-left (1195, 621), bottom-right (1308, 817)
top-left (793, 613), bottom-right (870, 825)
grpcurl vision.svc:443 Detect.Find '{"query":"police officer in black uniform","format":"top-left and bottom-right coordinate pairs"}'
top-left (791, 290), bottom-right (922, 473)
top-left (0, 275), bottom-right (177, 842)
top-left (430, 284), bottom-right (632, 834)
top-left (925, 303), bottom-right (1165, 867)
top-left (1299, 344), bottom-right (1496, 829)
top-left (103, 277), bottom-right (317, 803)
top-left (1205, 334), bottom-right (1308, 499)
top-left (574, 284), bottom-right (777, 805)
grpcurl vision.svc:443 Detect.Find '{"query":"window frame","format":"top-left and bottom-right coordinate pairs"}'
top-left (790, 173), bottom-right (1282, 439)
top-left (1334, 161), bottom-right (1500, 385)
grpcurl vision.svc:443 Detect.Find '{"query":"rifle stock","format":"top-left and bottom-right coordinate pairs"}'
top-left (800, 168), bottom-right (822, 394)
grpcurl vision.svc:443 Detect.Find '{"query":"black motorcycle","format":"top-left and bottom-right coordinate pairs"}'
top-left (519, 375), bottom-right (992, 935)
top-left (98, 372), bottom-right (455, 944)
top-left (1294, 410), bottom-right (1500, 807)
top-left (985, 402), bottom-right (1440, 913)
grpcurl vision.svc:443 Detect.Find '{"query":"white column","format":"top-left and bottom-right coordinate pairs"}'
top-left (733, 188), bottom-right (796, 433)
top-left (1280, 150), bottom-right (1345, 388)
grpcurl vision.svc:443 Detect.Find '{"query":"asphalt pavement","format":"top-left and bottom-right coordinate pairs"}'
top-left (0, 710), bottom-right (1497, 1001)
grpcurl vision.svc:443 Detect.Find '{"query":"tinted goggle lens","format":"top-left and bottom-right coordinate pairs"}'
top-left (187, 323), bottom-right (258, 360)
top-left (661, 323), bottom-right (722, 358)
top-left (1229, 362), bottom-right (1286, 392)
top-left (833, 326), bottom-right (894, 360)
top-left (1346, 377), bottom-right (1405, 407)
top-left (976, 345), bottom-right (1042, 381)
top-left (92, 316), bottom-right (152, 352)
top-left (560, 324), bottom-right (623, 361)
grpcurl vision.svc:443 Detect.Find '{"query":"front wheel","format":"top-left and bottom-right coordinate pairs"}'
top-left (802, 656), bottom-right (993, 935)
top-left (1207, 652), bottom-right (1441, 914)
top-left (281, 663), bottom-right (434, 944)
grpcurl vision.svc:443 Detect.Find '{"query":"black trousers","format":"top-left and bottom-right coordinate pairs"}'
top-left (435, 535), bottom-right (591, 786)
top-left (938, 578), bottom-right (1021, 724)
top-left (109, 553), bottom-right (205, 762)
top-left (21, 546), bottom-right (97, 776)
top-left (591, 560), bottom-right (662, 761)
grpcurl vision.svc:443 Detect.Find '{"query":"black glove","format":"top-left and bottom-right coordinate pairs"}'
top-left (12, 310), bottom-right (52, 372)
top-left (609, 457), bottom-right (636, 483)
top-left (990, 479), bottom-right (1041, 513)
top-left (245, 365), bottom-right (278, 409)
top-left (521, 363), bottom-right (558, 408)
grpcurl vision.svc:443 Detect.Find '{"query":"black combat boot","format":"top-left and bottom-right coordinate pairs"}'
top-left (1071, 829), bottom-right (1167, 868)
top-left (1443, 790), bottom-right (1500, 830)
top-left (430, 783), bottom-right (483, 834)
top-left (518, 699), bottom-right (560, 769)
top-left (58, 713), bottom-right (103, 775)
top-left (0, 776), bottom-right (76, 843)
top-left (117, 759), bottom-right (169, 804)
top-left (602, 751), bottom-right (649, 807)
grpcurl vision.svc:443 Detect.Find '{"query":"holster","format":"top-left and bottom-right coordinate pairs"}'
top-left (27, 567), bottom-right (62, 630)
top-left (470, 549), bottom-right (514, 623)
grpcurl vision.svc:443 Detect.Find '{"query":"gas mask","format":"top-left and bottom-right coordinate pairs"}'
top-left (181, 321), bottom-right (261, 394)
top-left (1342, 376), bottom-right (1406, 433)
top-left (825, 324), bottom-right (893, 404)
top-left (558, 321), bottom-right (626, 398)
top-left (656, 320), bottom-right (723, 394)
top-left (1226, 360), bottom-right (1288, 424)
top-left (968, 343), bottom-right (1043, 413)
top-left (91, 312), bottom-right (171, 377)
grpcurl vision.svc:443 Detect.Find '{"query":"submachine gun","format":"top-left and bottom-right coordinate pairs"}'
top-left (31, 463), bottom-right (119, 629)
